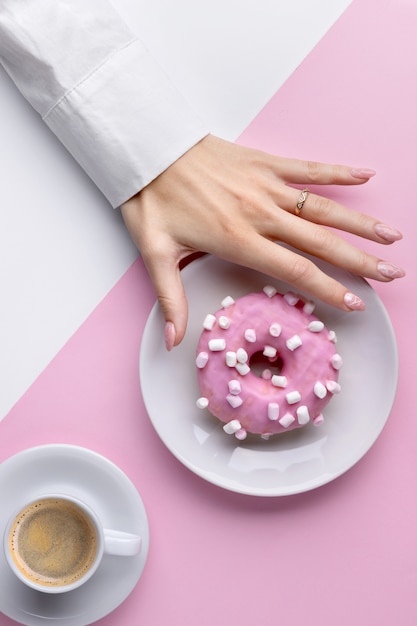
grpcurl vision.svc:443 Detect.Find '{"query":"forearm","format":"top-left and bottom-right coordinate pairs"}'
top-left (0, 0), bottom-right (208, 207)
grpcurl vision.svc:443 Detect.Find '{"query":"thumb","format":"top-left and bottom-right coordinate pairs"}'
top-left (144, 253), bottom-right (189, 351)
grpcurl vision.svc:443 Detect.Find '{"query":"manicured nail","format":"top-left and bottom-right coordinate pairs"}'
top-left (344, 292), bottom-right (366, 311)
top-left (350, 168), bottom-right (376, 179)
top-left (377, 261), bottom-right (405, 279)
top-left (374, 223), bottom-right (403, 242)
top-left (164, 321), bottom-right (176, 351)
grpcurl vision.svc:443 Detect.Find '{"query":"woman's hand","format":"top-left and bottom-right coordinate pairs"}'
top-left (121, 135), bottom-right (404, 350)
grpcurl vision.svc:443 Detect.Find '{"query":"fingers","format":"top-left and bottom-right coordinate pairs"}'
top-left (141, 243), bottom-right (189, 350)
top-left (121, 198), bottom-right (191, 350)
top-left (272, 156), bottom-right (376, 186)
top-left (223, 235), bottom-right (366, 312)
top-left (238, 146), bottom-right (402, 246)
top-left (268, 212), bottom-right (405, 283)
top-left (282, 188), bottom-right (403, 244)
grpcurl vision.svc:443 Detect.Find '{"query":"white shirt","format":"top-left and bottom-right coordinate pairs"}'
top-left (0, 0), bottom-right (209, 207)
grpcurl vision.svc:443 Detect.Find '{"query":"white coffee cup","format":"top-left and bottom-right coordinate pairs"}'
top-left (4, 494), bottom-right (142, 594)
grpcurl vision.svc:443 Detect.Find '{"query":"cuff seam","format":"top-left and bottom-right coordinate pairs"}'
top-left (42, 37), bottom-right (138, 121)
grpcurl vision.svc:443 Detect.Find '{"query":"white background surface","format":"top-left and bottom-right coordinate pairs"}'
top-left (0, 0), bottom-right (352, 420)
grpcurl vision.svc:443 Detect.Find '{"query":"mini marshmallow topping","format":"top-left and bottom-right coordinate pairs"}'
top-left (269, 323), bottom-right (282, 337)
top-left (328, 330), bottom-right (337, 343)
top-left (314, 381), bottom-right (327, 399)
top-left (263, 285), bottom-right (277, 298)
top-left (268, 403), bottom-right (280, 421)
top-left (296, 405), bottom-right (310, 425)
top-left (235, 362), bottom-right (250, 376)
top-left (286, 335), bottom-right (302, 351)
top-left (272, 375), bottom-right (287, 388)
top-left (226, 394), bottom-right (243, 408)
top-left (203, 314), bottom-right (216, 330)
top-left (283, 292), bottom-right (299, 306)
top-left (331, 354), bottom-right (343, 370)
top-left (221, 296), bottom-right (235, 308)
top-left (308, 321), bottom-right (324, 333)
top-left (195, 289), bottom-right (341, 439)
top-left (208, 338), bottom-right (226, 352)
top-left (236, 348), bottom-right (248, 363)
top-left (263, 345), bottom-right (277, 359)
top-left (228, 379), bottom-right (241, 395)
top-left (196, 352), bottom-right (209, 369)
top-left (286, 390), bottom-right (301, 405)
top-left (223, 419), bottom-right (242, 434)
top-left (244, 328), bottom-right (257, 342)
top-left (218, 315), bottom-right (231, 329)
top-left (326, 380), bottom-right (341, 394)
top-left (225, 351), bottom-right (237, 367)
top-left (279, 413), bottom-right (296, 428)
top-left (303, 301), bottom-right (316, 314)
top-left (196, 397), bottom-right (209, 409)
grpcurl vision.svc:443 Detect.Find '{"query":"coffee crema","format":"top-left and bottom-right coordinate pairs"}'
top-left (8, 498), bottom-right (98, 587)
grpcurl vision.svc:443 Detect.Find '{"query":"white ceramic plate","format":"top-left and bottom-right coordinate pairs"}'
top-left (140, 255), bottom-right (398, 496)
top-left (0, 444), bottom-right (149, 626)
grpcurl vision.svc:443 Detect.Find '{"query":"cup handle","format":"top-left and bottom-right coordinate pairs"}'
top-left (103, 529), bottom-right (142, 556)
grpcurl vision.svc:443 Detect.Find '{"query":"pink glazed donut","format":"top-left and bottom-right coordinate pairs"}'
top-left (195, 287), bottom-right (342, 440)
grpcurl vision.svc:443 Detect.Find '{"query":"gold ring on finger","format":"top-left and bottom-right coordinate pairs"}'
top-left (295, 188), bottom-right (310, 216)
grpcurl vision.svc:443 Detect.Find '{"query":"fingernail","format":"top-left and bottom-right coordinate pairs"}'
top-left (164, 321), bottom-right (176, 351)
top-left (377, 261), bottom-right (405, 279)
top-left (374, 223), bottom-right (403, 242)
top-left (350, 168), bottom-right (376, 179)
top-left (344, 292), bottom-right (366, 311)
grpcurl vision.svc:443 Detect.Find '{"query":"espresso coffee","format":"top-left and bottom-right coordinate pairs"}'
top-left (8, 498), bottom-right (98, 587)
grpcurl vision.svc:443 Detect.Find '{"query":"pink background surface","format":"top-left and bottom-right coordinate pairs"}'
top-left (1, 0), bottom-right (416, 624)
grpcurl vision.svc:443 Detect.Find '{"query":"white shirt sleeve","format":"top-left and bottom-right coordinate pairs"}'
top-left (0, 0), bottom-right (209, 207)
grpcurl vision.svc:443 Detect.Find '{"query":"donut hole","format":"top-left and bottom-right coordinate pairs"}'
top-left (249, 351), bottom-right (283, 378)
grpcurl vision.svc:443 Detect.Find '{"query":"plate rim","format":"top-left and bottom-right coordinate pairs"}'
top-left (140, 254), bottom-right (398, 497)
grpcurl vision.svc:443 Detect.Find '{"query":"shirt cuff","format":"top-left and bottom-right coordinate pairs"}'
top-left (43, 38), bottom-right (209, 208)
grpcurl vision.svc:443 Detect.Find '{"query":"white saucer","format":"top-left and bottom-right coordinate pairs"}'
top-left (0, 444), bottom-right (149, 626)
top-left (140, 254), bottom-right (398, 496)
